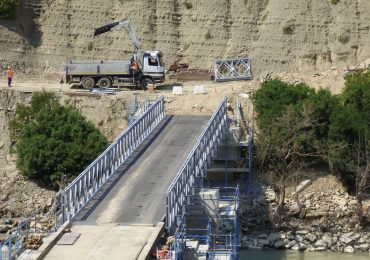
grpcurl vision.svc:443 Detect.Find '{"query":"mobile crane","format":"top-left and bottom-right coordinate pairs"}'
top-left (65, 19), bottom-right (165, 90)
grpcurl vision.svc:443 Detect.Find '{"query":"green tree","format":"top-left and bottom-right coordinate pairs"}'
top-left (10, 91), bottom-right (108, 187)
top-left (253, 80), bottom-right (314, 130)
top-left (328, 71), bottom-right (370, 190)
top-left (0, 0), bottom-right (18, 18)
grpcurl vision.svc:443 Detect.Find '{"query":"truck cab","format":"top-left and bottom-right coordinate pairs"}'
top-left (142, 51), bottom-right (165, 86)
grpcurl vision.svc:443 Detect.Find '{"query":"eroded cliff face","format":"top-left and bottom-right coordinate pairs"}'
top-left (0, 90), bottom-right (132, 167)
top-left (0, 0), bottom-right (369, 75)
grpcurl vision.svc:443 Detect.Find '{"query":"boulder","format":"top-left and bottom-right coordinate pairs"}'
top-left (291, 180), bottom-right (312, 197)
top-left (285, 240), bottom-right (296, 249)
top-left (310, 247), bottom-right (326, 251)
top-left (295, 235), bottom-right (304, 243)
top-left (267, 233), bottom-right (282, 242)
top-left (296, 230), bottom-right (309, 235)
top-left (322, 233), bottom-right (333, 248)
top-left (1, 193), bottom-right (9, 201)
top-left (357, 243), bottom-right (369, 251)
top-left (258, 233), bottom-right (268, 239)
top-left (0, 225), bottom-right (11, 233)
top-left (265, 189), bottom-right (276, 202)
top-left (314, 240), bottom-right (325, 248)
top-left (46, 197), bottom-right (54, 208)
top-left (291, 242), bottom-right (307, 251)
top-left (340, 234), bottom-right (354, 244)
top-left (344, 246), bottom-right (355, 253)
top-left (305, 233), bottom-right (317, 243)
top-left (274, 240), bottom-right (285, 249)
top-left (258, 239), bottom-right (270, 246)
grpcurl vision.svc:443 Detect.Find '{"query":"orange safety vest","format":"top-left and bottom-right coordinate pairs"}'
top-left (7, 69), bottom-right (13, 78)
top-left (131, 62), bottom-right (138, 72)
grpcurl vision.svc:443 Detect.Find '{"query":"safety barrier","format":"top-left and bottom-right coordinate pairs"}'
top-left (165, 97), bottom-right (228, 234)
top-left (58, 96), bottom-right (165, 224)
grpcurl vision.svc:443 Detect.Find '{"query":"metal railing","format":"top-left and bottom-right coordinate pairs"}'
top-left (165, 97), bottom-right (228, 234)
top-left (0, 221), bottom-right (27, 260)
top-left (0, 209), bottom-right (53, 260)
top-left (58, 96), bottom-right (165, 224)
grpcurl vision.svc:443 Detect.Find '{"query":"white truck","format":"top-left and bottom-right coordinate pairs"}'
top-left (65, 19), bottom-right (165, 90)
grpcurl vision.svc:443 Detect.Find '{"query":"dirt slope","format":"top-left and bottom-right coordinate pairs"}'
top-left (0, 0), bottom-right (369, 76)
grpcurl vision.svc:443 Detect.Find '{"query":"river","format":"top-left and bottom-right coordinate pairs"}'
top-left (240, 249), bottom-right (370, 259)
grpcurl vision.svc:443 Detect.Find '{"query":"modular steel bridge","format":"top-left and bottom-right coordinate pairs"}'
top-left (4, 95), bottom-right (252, 260)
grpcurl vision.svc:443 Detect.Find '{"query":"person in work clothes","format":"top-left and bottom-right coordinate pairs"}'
top-left (7, 66), bottom-right (13, 87)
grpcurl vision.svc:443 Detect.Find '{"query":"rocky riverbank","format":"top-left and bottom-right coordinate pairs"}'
top-left (241, 174), bottom-right (370, 254)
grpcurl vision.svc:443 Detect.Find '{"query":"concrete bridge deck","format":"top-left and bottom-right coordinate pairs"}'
top-left (44, 115), bottom-right (209, 260)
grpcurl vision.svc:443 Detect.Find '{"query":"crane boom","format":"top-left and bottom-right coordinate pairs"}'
top-left (94, 19), bottom-right (142, 63)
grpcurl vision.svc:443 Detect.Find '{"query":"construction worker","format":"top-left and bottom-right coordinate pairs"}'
top-left (7, 66), bottom-right (13, 87)
top-left (130, 59), bottom-right (139, 85)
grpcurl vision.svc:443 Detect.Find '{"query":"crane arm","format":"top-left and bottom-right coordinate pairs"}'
top-left (94, 19), bottom-right (142, 63)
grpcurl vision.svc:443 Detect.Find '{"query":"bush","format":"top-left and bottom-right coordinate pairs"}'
top-left (328, 72), bottom-right (370, 190)
top-left (183, 0), bottom-right (193, 9)
top-left (204, 31), bottom-right (212, 40)
top-left (0, 0), bottom-right (18, 18)
top-left (253, 80), bottom-right (314, 130)
top-left (283, 25), bottom-right (294, 35)
top-left (10, 91), bottom-right (108, 187)
top-left (87, 42), bottom-right (94, 51)
top-left (253, 75), bottom-right (370, 192)
top-left (331, 0), bottom-right (340, 5)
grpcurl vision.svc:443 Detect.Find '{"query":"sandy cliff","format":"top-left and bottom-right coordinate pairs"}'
top-left (0, 0), bottom-right (369, 76)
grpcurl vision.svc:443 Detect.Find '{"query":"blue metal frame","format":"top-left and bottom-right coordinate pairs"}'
top-left (0, 216), bottom-right (35, 260)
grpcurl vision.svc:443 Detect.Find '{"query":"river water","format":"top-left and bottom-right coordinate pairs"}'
top-left (240, 249), bottom-right (370, 259)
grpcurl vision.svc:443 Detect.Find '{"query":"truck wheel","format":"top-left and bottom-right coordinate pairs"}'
top-left (141, 78), bottom-right (154, 90)
top-left (82, 77), bottom-right (95, 90)
top-left (97, 78), bottom-right (112, 88)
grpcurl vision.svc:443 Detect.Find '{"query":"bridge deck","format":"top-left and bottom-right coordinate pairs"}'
top-left (44, 115), bottom-right (209, 260)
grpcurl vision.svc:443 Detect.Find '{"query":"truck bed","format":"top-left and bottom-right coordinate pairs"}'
top-left (66, 60), bottom-right (131, 75)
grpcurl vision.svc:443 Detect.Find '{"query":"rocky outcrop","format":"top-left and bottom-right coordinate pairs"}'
top-left (241, 176), bottom-right (370, 253)
top-left (0, 0), bottom-right (369, 75)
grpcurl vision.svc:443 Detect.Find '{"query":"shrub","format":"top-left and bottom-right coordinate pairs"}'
top-left (87, 42), bottom-right (94, 51)
top-left (253, 79), bottom-right (314, 130)
top-left (205, 31), bottom-right (212, 40)
top-left (283, 25), bottom-right (294, 35)
top-left (253, 75), bottom-right (370, 193)
top-left (183, 0), bottom-right (193, 9)
top-left (338, 34), bottom-right (350, 44)
top-left (331, 0), bottom-right (340, 5)
top-left (328, 72), bottom-right (370, 189)
top-left (0, 0), bottom-right (18, 18)
top-left (10, 91), bottom-right (108, 187)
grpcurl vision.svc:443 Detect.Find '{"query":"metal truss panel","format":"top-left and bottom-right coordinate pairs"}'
top-left (165, 97), bottom-right (228, 234)
top-left (214, 58), bottom-right (252, 82)
top-left (57, 97), bottom-right (165, 225)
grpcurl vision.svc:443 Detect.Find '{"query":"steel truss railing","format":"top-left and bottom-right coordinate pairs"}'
top-left (214, 58), bottom-right (252, 82)
top-left (58, 96), bottom-right (165, 224)
top-left (165, 97), bottom-right (228, 235)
